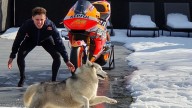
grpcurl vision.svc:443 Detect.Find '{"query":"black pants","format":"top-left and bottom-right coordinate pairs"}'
top-left (17, 39), bottom-right (61, 81)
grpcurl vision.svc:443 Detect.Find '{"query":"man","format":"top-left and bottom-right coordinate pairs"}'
top-left (7, 7), bottom-right (75, 87)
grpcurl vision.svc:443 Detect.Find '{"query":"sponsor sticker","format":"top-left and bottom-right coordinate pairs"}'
top-left (71, 19), bottom-right (87, 26)
top-left (70, 14), bottom-right (89, 19)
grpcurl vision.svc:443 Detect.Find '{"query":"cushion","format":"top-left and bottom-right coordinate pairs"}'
top-left (167, 13), bottom-right (192, 28)
top-left (130, 14), bottom-right (157, 28)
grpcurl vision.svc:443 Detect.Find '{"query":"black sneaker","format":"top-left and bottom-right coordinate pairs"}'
top-left (18, 77), bottom-right (25, 87)
top-left (71, 72), bottom-right (77, 79)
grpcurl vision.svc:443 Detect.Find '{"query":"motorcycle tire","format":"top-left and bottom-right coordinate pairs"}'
top-left (95, 53), bottom-right (110, 66)
top-left (70, 47), bottom-right (85, 69)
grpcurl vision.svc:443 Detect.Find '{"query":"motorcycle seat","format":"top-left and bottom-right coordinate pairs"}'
top-left (92, 1), bottom-right (111, 21)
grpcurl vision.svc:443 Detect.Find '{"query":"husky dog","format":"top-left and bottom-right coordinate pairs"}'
top-left (23, 60), bottom-right (117, 108)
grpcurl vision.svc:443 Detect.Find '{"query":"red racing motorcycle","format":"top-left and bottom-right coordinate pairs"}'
top-left (62, 0), bottom-right (115, 69)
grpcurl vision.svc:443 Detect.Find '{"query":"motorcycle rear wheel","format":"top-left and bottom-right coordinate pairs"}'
top-left (95, 53), bottom-right (110, 66)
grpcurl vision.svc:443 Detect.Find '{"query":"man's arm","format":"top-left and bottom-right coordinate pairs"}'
top-left (50, 22), bottom-right (69, 63)
top-left (50, 21), bottom-right (75, 72)
top-left (8, 22), bottom-right (27, 69)
top-left (9, 23), bottom-right (27, 59)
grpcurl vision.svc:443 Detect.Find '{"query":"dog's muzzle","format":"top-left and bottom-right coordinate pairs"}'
top-left (97, 74), bottom-right (106, 79)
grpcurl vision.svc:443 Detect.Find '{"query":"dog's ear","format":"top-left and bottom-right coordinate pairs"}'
top-left (86, 59), bottom-right (93, 67)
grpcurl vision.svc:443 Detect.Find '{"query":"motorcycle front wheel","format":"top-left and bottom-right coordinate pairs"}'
top-left (70, 47), bottom-right (85, 69)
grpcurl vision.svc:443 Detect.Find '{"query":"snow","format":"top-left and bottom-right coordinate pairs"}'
top-left (130, 14), bottom-right (157, 28)
top-left (111, 29), bottom-right (192, 107)
top-left (130, 13), bottom-right (192, 29)
top-left (1, 13), bottom-right (192, 107)
top-left (167, 13), bottom-right (192, 28)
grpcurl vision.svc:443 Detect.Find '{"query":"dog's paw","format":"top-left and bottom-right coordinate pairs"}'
top-left (108, 98), bottom-right (117, 104)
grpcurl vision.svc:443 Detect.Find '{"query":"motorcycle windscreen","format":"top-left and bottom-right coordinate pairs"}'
top-left (74, 0), bottom-right (89, 14)
top-left (63, 0), bottom-right (98, 30)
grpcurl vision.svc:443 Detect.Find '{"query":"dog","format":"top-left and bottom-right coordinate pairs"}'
top-left (23, 60), bottom-right (117, 108)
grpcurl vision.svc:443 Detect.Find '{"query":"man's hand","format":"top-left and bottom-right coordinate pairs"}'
top-left (8, 58), bottom-right (13, 69)
top-left (66, 61), bottom-right (75, 72)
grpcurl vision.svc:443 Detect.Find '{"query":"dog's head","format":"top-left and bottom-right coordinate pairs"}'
top-left (76, 60), bottom-right (107, 80)
top-left (92, 62), bottom-right (107, 80)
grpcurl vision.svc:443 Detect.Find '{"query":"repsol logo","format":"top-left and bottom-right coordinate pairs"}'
top-left (70, 14), bottom-right (89, 19)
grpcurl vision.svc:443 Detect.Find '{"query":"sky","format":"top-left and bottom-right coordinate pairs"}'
top-left (1, 14), bottom-right (192, 108)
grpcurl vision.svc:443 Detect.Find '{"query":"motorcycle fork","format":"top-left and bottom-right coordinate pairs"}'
top-left (83, 36), bottom-right (90, 63)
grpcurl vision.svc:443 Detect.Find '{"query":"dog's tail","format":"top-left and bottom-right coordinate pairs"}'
top-left (23, 83), bottom-right (39, 107)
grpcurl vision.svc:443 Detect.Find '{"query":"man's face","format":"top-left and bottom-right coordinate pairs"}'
top-left (32, 14), bottom-right (46, 29)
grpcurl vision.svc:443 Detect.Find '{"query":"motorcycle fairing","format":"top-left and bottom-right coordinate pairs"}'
top-left (92, 1), bottom-right (111, 21)
top-left (64, 18), bottom-right (98, 31)
top-left (64, 0), bottom-right (100, 31)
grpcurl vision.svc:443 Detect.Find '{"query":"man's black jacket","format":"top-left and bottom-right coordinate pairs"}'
top-left (10, 18), bottom-right (69, 63)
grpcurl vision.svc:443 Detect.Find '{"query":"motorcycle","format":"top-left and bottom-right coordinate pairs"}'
top-left (62, 0), bottom-right (115, 69)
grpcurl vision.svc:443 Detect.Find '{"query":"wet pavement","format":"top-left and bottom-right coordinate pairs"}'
top-left (0, 38), bottom-right (136, 108)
